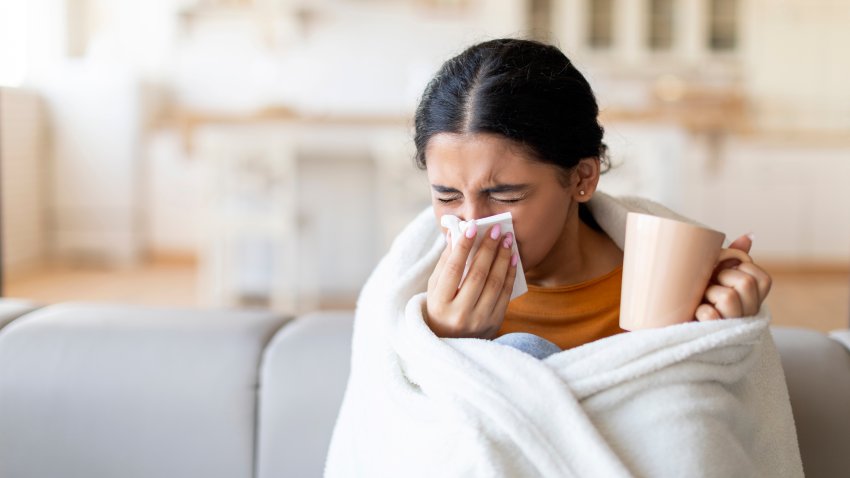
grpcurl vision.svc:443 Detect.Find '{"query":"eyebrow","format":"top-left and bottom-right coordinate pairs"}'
top-left (431, 184), bottom-right (531, 194)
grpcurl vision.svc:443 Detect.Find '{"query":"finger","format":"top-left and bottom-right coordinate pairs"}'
top-left (715, 268), bottom-right (760, 316)
top-left (491, 253), bottom-right (518, 332)
top-left (428, 230), bottom-right (453, 292)
top-left (734, 261), bottom-right (773, 305)
top-left (695, 303), bottom-right (722, 322)
top-left (473, 232), bottom-right (514, 315)
top-left (716, 234), bottom-right (753, 272)
top-left (704, 284), bottom-right (743, 318)
top-left (713, 249), bottom-right (753, 282)
top-left (432, 222), bottom-right (478, 303)
top-left (456, 224), bottom-right (504, 304)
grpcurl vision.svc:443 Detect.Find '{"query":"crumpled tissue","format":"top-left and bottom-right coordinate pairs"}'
top-left (440, 212), bottom-right (528, 300)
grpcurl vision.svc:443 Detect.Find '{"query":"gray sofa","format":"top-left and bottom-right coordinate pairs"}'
top-left (0, 298), bottom-right (848, 478)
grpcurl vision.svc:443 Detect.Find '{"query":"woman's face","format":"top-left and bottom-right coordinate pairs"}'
top-left (425, 132), bottom-right (579, 272)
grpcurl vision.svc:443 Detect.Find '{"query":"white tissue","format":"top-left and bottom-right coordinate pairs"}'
top-left (440, 212), bottom-right (528, 300)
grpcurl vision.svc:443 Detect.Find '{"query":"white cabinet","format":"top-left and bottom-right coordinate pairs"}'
top-left (700, 137), bottom-right (850, 262)
top-left (195, 124), bottom-right (303, 312)
top-left (601, 123), bottom-right (850, 263)
top-left (601, 122), bottom-right (688, 207)
top-left (192, 121), bottom-right (430, 313)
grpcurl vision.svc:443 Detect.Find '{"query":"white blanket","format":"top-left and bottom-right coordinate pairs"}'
top-left (325, 192), bottom-right (803, 477)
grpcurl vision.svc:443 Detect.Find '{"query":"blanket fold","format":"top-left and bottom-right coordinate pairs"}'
top-left (325, 192), bottom-right (803, 478)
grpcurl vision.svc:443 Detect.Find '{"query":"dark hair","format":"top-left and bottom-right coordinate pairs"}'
top-left (413, 38), bottom-right (608, 174)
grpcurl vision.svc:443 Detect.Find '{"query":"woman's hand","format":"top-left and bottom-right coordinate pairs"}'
top-left (425, 222), bottom-right (518, 339)
top-left (695, 234), bottom-right (773, 321)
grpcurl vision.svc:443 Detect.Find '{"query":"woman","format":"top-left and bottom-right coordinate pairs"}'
top-left (325, 39), bottom-right (800, 478)
top-left (416, 38), bottom-right (771, 358)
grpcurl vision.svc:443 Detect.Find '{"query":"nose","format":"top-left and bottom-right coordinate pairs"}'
top-left (459, 200), bottom-right (494, 222)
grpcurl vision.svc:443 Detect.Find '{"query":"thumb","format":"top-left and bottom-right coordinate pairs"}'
top-left (728, 233), bottom-right (754, 254)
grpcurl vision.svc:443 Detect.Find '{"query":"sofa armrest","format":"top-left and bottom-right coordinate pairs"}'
top-left (771, 326), bottom-right (850, 478)
top-left (829, 330), bottom-right (850, 353)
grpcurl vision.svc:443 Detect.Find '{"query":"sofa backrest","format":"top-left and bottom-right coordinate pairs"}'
top-left (2, 303), bottom-right (848, 478)
top-left (255, 311), bottom-right (353, 478)
top-left (0, 298), bottom-right (40, 329)
top-left (0, 302), bottom-right (288, 478)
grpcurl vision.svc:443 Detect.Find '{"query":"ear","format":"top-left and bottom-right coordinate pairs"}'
top-left (572, 157), bottom-right (601, 203)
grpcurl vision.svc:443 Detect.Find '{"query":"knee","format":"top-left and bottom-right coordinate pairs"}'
top-left (494, 332), bottom-right (561, 359)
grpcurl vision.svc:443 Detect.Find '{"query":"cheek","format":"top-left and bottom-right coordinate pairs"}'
top-left (513, 200), bottom-right (569, 266)
top-left (514, 220), bottom-right (549, 266)
top-left (432, 202), bottom-right (451, 231)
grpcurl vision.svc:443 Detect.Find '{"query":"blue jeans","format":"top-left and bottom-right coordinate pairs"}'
top-left (494, 332), bottom-right (561, 359)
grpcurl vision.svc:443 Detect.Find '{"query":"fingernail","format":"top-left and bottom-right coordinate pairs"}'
top-left (502, 232), bottom-right (513, 249)
top-left (490, 223), bottom-right (501, 240)
top-left (465, 222), bottom-right (477, 239)
top-left (746, 232), bottom-right (755, 242)
top-left (510, 253), bottom-right (518, 267)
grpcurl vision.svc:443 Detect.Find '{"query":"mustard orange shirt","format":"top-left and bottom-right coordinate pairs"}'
top-left (497, 265), bottom-right (626, 350)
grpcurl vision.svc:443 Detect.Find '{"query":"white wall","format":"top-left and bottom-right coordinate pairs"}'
top-left (0, 88), bottom-right (48, 276)
top-left (37, 61), bottom-right (144, 265)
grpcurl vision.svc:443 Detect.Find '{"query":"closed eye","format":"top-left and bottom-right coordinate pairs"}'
top-left (490, 191), bottom-right (529, 203)
top-left (486, 185), bottom-right (529, 204)
top-left (436, 196), bottom-right (461, 203)
top-left (431, 184), bottom-right (530, 204)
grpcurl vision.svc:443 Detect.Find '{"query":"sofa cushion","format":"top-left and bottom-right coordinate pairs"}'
top-left (0, 302), bottom-right (289, 478)
top-left (771, 326), bottom-right (850, 478)
top-left (256, 310), bottom-right (354, 478)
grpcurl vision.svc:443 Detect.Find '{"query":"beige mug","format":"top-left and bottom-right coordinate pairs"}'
top-left (619, 212), bottom-right (752, 331)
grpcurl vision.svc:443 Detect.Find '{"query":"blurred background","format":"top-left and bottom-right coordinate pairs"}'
top-left (0, 0), bottom-right (848, 330)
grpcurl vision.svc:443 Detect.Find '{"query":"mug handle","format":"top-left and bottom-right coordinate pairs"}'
top-left (717, 247), bottom-right (753, 265)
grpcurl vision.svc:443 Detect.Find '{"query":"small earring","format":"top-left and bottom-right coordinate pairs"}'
top-left (579, 190), bottom-right (586, 196)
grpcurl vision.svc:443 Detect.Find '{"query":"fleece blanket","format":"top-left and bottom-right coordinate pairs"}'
top-left (324, 191), bottom-right (803, 478)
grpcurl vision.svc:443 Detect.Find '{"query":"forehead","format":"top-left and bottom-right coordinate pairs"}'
top-left (425, 132), bottom-right (551, 184)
